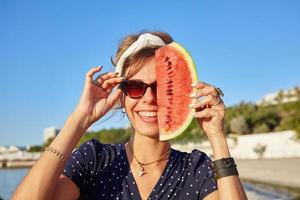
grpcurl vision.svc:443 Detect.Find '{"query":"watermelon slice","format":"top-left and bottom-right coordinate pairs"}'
top-left (156, 42), bottom-right (198, 141)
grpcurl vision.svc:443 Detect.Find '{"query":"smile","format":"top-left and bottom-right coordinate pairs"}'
top-left (137, 111), bottom-right (157, 117)
top-left (137, 111), bottom-right (158, 123)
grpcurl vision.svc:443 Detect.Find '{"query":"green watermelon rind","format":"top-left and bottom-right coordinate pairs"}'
top-left (159, 42), bottom-right (199, 141)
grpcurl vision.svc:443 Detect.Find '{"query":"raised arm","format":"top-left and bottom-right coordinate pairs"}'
top-left (12, 66), bottom-right (122, 200)
top-left (190, 82), bottom-right (247, 200)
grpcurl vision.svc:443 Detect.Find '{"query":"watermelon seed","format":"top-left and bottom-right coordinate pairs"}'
top-left (166, 80), bottom-right (173, 84)
top-left (167, 66), bottom-right (172, 71)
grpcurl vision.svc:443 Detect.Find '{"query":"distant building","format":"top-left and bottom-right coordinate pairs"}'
top-left (8, 146), bottom-right (20, 153)
top-left (0, 146), bottom-right (8, 153)
top-left (43, 126), bottom-right (60, 142)
top-left (256, 86), bottom-right (300, 106)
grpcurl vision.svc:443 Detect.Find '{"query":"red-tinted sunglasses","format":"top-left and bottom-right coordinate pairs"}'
top-left (118, 80), bottom-right (157, 99)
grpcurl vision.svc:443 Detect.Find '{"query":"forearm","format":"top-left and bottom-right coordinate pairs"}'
top-left (12, 112), bottom-right (90, 200)
top-left (208, 135), bottom-right (248, 200)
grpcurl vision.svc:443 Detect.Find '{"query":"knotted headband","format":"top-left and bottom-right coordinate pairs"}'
top-left (115, 33), bottom-right (166, 76)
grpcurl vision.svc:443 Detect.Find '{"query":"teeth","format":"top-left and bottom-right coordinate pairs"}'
top-left (138, 111), bottom-right (157, 117)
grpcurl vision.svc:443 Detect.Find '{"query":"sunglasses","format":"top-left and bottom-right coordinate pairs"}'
top-left (119, 80), bottom-right (157, 99)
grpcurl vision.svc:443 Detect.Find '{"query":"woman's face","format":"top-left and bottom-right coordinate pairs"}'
top-left (124, 57), bottom-right (159, 138)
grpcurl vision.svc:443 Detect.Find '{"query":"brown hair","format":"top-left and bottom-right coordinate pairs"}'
top-left (112, 30), bottom-right (173, 78)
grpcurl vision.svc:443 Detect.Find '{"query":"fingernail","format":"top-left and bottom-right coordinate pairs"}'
top-left (99, 66), bottom-right (103, 69)
top-left (190, 93), bottom-right (196, 98)
top-left (189, 103), bottom-right (195, 108)
top-left (191, 83), bottom-right (197, 87)
top-left (119, 76), bottom-right (125, 79)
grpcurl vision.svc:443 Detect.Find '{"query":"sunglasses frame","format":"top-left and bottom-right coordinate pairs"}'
top-left (118, 80), bottom-right (157, 99)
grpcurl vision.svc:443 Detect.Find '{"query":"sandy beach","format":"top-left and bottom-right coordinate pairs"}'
top-left (236, 158), bottom-right (300, 189)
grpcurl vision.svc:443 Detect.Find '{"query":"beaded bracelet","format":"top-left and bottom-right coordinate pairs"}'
top-left (45, 146), bottom-right (68, 164)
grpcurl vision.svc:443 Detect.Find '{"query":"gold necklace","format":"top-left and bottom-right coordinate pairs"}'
top-left (128, 138), bottom-right (171, 177)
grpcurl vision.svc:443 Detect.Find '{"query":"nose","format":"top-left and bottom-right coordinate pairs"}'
top-left (142, 86), bottom-right (157, 103)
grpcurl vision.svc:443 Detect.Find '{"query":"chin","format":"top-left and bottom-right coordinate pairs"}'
top-left (134, 126), bottom-right (160, 139)
top-left (130, 111), bottom-right (160, 139)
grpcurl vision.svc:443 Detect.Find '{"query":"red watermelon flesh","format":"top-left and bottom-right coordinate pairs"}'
top-left (155, 42), bottom-right (198, 141)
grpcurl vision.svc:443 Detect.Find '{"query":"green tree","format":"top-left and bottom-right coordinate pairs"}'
top-left (230, 116), bottom-right (250, 135)
top-left (170, 118), bottom-right (205, 143)
top-left (275, 89), bottom-right (285, 104)
top-left (225, 102), bottom-right (257, 133)
top-left (294, 86), bottom-right (300, 100)
top-left (27, 145), bottom-right (43, 152)
top-left (252, 106), bottom-right (281, 132)
top-left (43, 137), bottom-right (55, 149)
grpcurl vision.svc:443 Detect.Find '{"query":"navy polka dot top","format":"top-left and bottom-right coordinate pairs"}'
top-left (63, 139), bottom-right (218, 200)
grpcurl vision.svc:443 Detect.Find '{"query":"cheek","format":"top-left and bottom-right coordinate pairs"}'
top-left (124, 98), bottom-right (138, 116)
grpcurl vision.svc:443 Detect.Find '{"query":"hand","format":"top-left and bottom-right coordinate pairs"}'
top-left (189, 82), bottom-right (226, 138)
top-left (74, 66), bottom-right (123, 127)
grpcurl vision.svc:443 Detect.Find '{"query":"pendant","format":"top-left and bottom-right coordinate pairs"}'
top-left (138, 164), bottom-right (146, 177)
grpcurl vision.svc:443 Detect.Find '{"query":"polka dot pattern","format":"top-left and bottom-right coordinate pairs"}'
top-left (63, 139), bottom-right (217, 199)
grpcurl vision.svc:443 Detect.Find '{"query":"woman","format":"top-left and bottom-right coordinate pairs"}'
top-left (13, 31), bottom-right (247, 200)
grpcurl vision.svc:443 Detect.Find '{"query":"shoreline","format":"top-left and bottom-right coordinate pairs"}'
top-left (242, 179), bottom-right (300, 194)
top-left (242, 179), bottom-right (300, 200)
top-left (2, 158), bottom-right (300, 189)
top-left (0, 160), bottom-right (36, 169)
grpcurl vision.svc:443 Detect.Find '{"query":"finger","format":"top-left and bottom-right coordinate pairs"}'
top-left (191, 81), bottom-right (211, 89)
top-left (100, 72), bottom-right (120, 81)
top-left (192, 108), bottom-right (218, 118)
top-left (94, 72), bottom-right (120, 85)
top-left (190, 85), bottom-right (219, 99)
top-left (85, 66), bottom-right (103, 85)
top-left (189, 95), bottom-right (218, 108)
top-left (102, 77), bottom-right (123, 90)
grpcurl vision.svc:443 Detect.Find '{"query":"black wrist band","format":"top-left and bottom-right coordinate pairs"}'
top-left (212, 157), bottom-right (236, 171)
top-left (213, 166), bottom-right (239, 180)
top-left (211, 157), bottom-right (239, 181)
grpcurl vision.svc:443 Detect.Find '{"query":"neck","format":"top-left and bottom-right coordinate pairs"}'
top-left (126, 132), bottom-right (171, 164)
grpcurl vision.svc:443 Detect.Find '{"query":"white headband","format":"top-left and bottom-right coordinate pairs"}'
top-left (115, 33), bottom-right (166, 75)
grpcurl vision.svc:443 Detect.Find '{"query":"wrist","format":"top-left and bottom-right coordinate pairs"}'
top-left (70, 111), bottom-right (92, 131)
top-left (207, 135), bottom-right (231, 160)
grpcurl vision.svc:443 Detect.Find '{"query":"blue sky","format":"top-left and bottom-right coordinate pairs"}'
top-left (0, 1), bottom-right (299, 146)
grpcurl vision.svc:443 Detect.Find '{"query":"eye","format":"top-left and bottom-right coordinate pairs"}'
top-left (127, 81), bottom-right (143, 89)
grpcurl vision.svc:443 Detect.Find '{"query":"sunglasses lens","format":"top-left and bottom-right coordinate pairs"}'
top-left (123, 81), bottom-right (145, 98)
top-left (120, 80), bottom-right (157, 99)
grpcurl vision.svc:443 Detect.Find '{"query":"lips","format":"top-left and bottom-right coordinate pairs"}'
top-left (136, 111), bottom-right (158, 123)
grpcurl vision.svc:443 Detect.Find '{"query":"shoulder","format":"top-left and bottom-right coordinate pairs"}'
top-left (171, 147), bottom-right (211, 164)
top-left (77, 138), bottom-right (106, 149)
top-left (171, 148), bottom-right (213, 174)
top-left (76, 138), bottom-right (120, 152)
top-left (73, 138), bottom-right (123, 162)
top-left (190, 149), bottom-right (212, 164)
